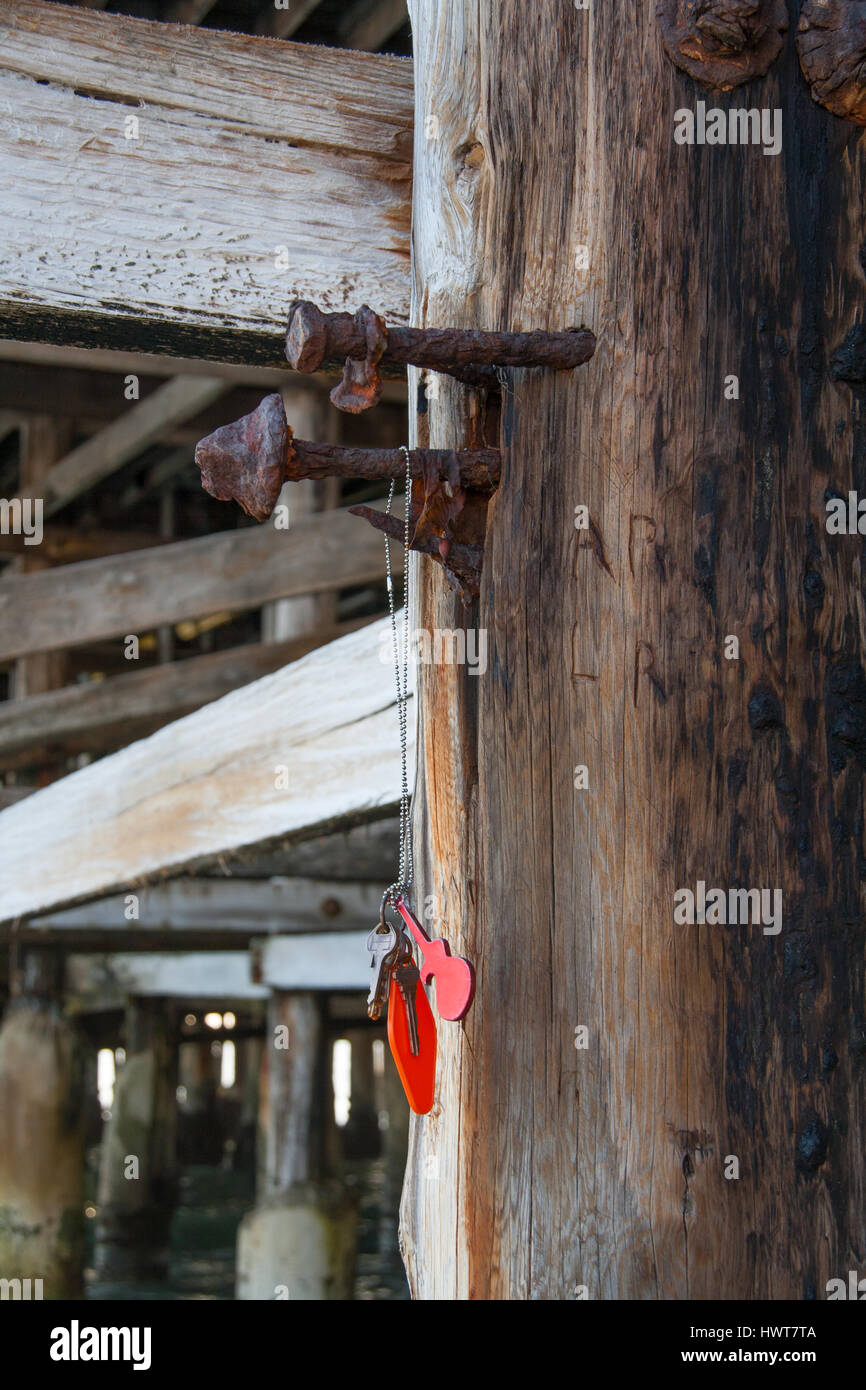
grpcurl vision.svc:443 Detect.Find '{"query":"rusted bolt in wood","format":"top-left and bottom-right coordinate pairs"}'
top-left (195, 392), bottom-right (501, 523)
top-left (348, 503), bottom-right (484, 604)
top-left (798, 0), bottom-right (866, 125)
top-left (657, 0), bottom-right (788, 89)
top-left (286, 299), bottom-right (597, 413)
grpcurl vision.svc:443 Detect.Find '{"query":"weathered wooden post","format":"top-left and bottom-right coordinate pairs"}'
top-left (0, 949), bottom-right (85, 1298)
top-left (342, 1029), bottom-right (381, 1160)
top-left (178, 1037), bottom-right (221, 1165)
top-left (96, 997), bottom-right (178, 1281)
top-left (400, 0), bottom-right (866, 1299)
top-left (236, 992), bottom-right (357, 1300)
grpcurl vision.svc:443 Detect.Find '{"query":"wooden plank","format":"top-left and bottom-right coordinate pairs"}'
top-left (16, 377), bottom-right (225, 515)
top-left (0, 624), bottom-right (371, 767)
top-left (68, 936), bottom-right (369, 999)
top-left (0, 502), bottom-right (387, 660)
top-left (0, 617), bottom-right (413, 921)
top-left (26, 877), bottom-right (384, 935)
top-left (340, 0), bottom-right (408, 52)
top-left (257, 933), bottom-right (369, 990)
top-left (0, 340), bottom-right (408, 402)
top-left (14, 417), bottom-right (74, 695)
top-left (0, 340), bottom-right (303, 388)
top-left (0, 525), bottom-right (168, 565)
top-left (67, 952), bottom-right (270, 1008)
top-left (0, 2), bottom-right (412, 363)
top-left (403, 0), bottom-right (866, 1304)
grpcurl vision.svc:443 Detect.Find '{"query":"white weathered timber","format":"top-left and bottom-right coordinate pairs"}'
top-left (0, 617), bottom-right (413, 922)
top-left (257, 933), bottom-right (369, 989)
top-left (30, 877), bottom-right (384, 935)
top-left (0, 2), bottom-right (412, 363)
top-left (67, 952), bottom-right (269, 1008)
top-left (18, 377), bottom-right (226, 515)
top-left (0, 503), bottom-right (386, 661)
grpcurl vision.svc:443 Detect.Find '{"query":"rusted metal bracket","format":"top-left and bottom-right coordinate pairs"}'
top-left (195, 393), bottom-right (501, 602)
top-left (656, 0), bottom-right (788, 90)
top-left (285, 299), bottom-right (597, 413)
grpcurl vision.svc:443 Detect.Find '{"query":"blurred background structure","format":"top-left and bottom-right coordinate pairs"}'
top-left (0, 0), bottom-right (413, 1301)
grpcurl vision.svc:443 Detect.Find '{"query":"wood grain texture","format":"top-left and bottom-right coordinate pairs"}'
top-left (0, 616), bottom-right (414, 922)
top-left (0, 503), bottom-right (386, 660)
top-left (28, 876), bottom-right (385, 936)
top-left (404, 0), bottom-right (866, 1301)
top-left (0, 1), bottom-right (412, 363)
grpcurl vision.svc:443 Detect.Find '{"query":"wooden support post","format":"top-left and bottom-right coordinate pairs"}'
top-left (402, 0), bottom-right (866, 1301)
top-left (342, 1029), bottom-right (381, 1160)
top-left (236, 1036), bottom-right (263, 1172)
top-left (261, 392), bottom-right (338, 644)
top-left (177, 1039), bottom-right (221, 1166)
top-left (95, 998), bottom-right (179, 1281)
top-left (236, 992), bottom-right (357, 1300)
top-left (0, 949), bottom-right (85, 1298)
top-left (14, 417), bottom-right (74, 698)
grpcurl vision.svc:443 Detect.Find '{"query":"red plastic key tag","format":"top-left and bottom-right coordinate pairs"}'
top-left (387, 967), bottom-right (436, 1115)
top-left (394, 898), bottom-right (475, 1022)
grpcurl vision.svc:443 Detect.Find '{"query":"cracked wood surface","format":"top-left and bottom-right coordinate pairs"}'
top-left (0, 618), bottom-right (414, 922)
top-left (402, 0), bottom-right (866, 1300)
top-left (0, 1), bottom-right (412, 363)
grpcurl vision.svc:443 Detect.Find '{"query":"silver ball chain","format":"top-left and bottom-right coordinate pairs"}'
top-left (382, 445), bottom-right (413, 909)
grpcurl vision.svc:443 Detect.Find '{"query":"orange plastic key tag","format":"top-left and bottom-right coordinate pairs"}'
top-left (387, 958), bottom-right (436, 1115)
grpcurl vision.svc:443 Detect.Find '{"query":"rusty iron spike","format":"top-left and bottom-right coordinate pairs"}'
top-left (195, 393), bottom-right (501, 523)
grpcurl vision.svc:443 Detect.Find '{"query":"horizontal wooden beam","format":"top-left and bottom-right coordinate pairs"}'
top-left (0, 502), bottom-right (387, 661)
top-left (0, 2), bottom-right (412, 364)
top-left (0, 618), bottom-right (413, 921)
top-left (24, 875), bottom-right (382, 938)
top-left (0, 525), bottom-right (169, 565)
top-left (67, 937), bottom-right (368, 1010)
top-left (19, 376), bottom-right (227, 515)
top-left (0, 623), bottom-right (372, 767)
top-left (257, 933), bottom-right (369, 990)
top-left (67, 952), bottom-right (270, 1009)
top-left (0, 341), bottom-right (408, 404)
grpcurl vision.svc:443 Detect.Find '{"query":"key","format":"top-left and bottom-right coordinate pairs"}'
top-left (366, 920), bottom-right (399, 1021)
top-left (393, 950), bottom-right (421, 1056)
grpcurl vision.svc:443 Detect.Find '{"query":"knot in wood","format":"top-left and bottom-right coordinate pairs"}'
top-left (657, 0), bottom-right (788, 89)
top-left (798, 0), bottom-right (866, 125)
top-left (195, 392), bottom-right (292, 523)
